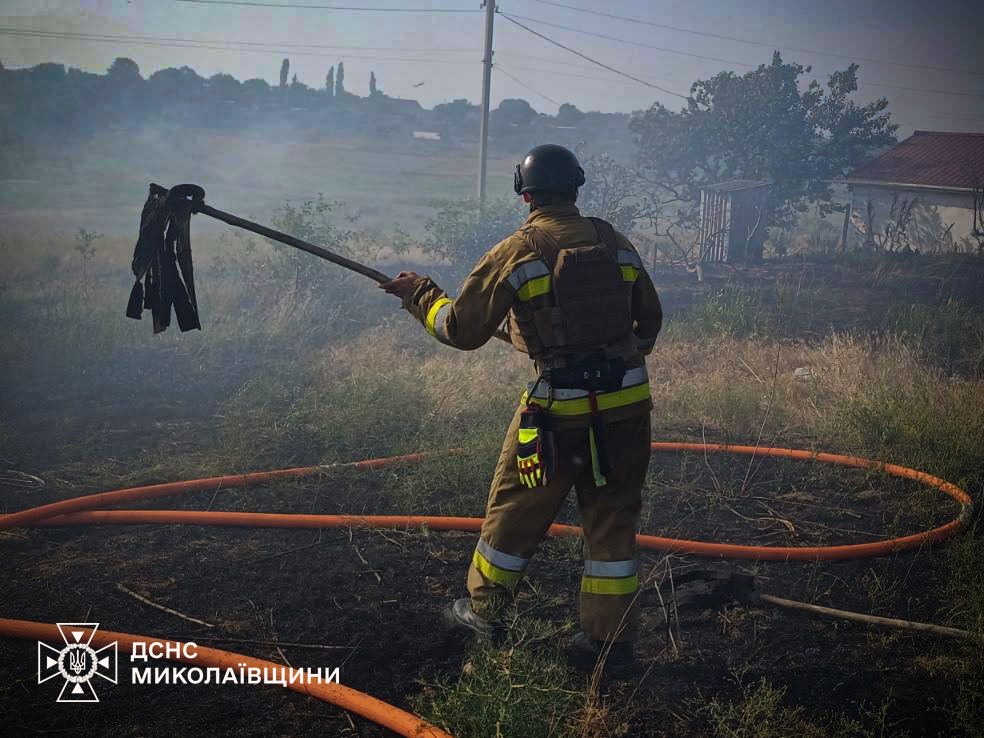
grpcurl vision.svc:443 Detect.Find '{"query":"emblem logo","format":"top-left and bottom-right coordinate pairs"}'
top-left (37, 623), bottom-right (118, 702)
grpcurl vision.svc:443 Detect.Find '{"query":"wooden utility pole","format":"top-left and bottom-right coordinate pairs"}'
top-left (477, 0), bottom-right (496, 208)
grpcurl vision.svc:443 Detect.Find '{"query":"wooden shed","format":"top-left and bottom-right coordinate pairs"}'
top-left (698, 180), bottom-right (770, 262)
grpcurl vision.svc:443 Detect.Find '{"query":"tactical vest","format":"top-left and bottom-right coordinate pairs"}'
top-left (508, 217), bottom-right (636, 367)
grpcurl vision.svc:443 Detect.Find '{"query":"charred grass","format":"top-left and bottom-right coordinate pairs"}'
top-left (1, 248), bottom-right (983, 736)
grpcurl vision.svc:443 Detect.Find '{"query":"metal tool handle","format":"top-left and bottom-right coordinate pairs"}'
top-left (196, 203), bottom-right (393, 284)
top-left (162, 184), bottom-right (512, 344)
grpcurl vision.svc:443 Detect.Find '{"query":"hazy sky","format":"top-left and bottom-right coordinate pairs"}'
top-left (2, 0), bottom-right (982, 135)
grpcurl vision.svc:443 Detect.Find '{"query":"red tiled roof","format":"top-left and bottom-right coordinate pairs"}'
top-left (845, 130), bottom-right (984, 190)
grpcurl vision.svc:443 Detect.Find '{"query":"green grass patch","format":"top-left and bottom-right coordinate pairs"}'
top-left (937, 531), bottom-right (984, 737)
top-left (697, 672), bottom-right (910, 738)
top-left (889, 300), bottom-right (984, 377)
top-left (827, 363), bottom-right (984, 488)
top-left (414, 602), bottom-right (623, 738)
top-left (667, 286), bottom-right (769, 340)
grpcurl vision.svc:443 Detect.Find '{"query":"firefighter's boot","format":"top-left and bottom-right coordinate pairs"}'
top-left (448, 598), bottom-right (496, 637)
top-left (570, 632), bottom-right (636, 676)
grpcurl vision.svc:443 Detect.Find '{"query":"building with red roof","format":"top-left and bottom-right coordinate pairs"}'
top-left (843, 131), bottom-right (983, 253)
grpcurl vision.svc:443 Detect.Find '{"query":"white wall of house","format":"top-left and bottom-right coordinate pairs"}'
top-left (849, 184), bottom-right (979, 252)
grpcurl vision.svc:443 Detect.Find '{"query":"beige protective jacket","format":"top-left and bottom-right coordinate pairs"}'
top-left (402, 204), bottom-right (663, 427)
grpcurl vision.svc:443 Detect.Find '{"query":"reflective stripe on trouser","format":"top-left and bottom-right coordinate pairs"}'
top-left (582, 558), bottom-right (638, 595)
top-left (466, 409), bottom-right (651, 642)
top-left (472, 538), bottom-right (528, 588)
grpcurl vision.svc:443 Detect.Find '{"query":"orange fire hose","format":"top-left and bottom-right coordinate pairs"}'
top-left (0, 442), bottom-right (973, 737)
top-left (0, 450), bottom-right (444, 532)
top-left (2, 443), bottom-right (972, 560)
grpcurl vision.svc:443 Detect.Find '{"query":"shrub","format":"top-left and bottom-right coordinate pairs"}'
top-left (423, 196), bottom-right (526, 280)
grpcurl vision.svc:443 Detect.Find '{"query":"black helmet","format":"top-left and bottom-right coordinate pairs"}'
top-left (513, 144), bottom-right (585, 196)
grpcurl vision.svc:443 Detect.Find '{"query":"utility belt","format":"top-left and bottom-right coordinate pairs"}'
top-left (545, 355), bottom-right (627, 394)
top-left (517, 356), bottom-right (646, 490)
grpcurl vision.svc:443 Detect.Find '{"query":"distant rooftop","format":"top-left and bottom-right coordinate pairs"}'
top-left (702, 179), bottom-right (770, 193)
top-left (845, 130), bottom-right (984, 191)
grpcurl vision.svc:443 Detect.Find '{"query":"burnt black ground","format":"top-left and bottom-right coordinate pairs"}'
top-left (0, 448), bottom-right (962, 737)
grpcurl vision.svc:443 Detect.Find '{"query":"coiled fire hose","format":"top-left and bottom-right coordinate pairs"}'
top-left (0, 443), bottom-right (973, 737)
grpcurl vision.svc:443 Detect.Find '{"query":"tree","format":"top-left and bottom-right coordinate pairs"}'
top-left (576, 151), bottom-right (644, 233)
top-left (434, 98), bottom-right (476, 124)
top-left (369, 70), bottom-right (377, 96)
top-left (496, 97), bottom-right (536, 125)
top-left (31, 62), bottom-right (67, 84)
top-left (241, 77), bottom-right (270, 108)
top-left (104, 57), bottom-right (144, 123)
top-left (279, 58), bottom-right (289, 88)
top-left (326, 66), bottom-right (334, 97)
top-left (335, 62), bottom-right (345, 96)
top-left (290, 75), bottom-right (311, 94)
top-left (556, 102), bottom-right (584, 126)
top-left (630, 53), bottom-right (898, 237)
top-left (433, 98), bottom-right (477, 141)
top-left (107, 57), bottom-right (141, 82)
top-left (424, 197), bottom-right (526, 278)
top-left (269, 195), bottom-right (353, 296)
top-left (147, 66), bottom-right (205, 103)
top-left (208, 72), bottom-right (240, 102)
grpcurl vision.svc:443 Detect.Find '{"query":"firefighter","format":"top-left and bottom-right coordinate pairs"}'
top-left (380, 144), bottom-right (662, 672)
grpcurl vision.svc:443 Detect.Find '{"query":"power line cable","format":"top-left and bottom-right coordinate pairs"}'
top-left (502, 12), bottom-right (756, 68)
top-left (521, 71), bottom-right (984, 109)
top-left (5, 25), bottom-right (979, 104)
top-left (0, 27), bottom-right (476, 54)
top-left (529, 0), bottom-right (984, 77)
top-left (499, 46), bottom-right (707, 82)
top-left (501, 12), bottom-right (984, 101)
top-left (845, 79), bottom-right (984, 99)
top-left (500, 59), bottom-right (684, 90)
top-left (0, 30), bottom-right (462, 64)
top-left (0, 24), bottom-right (623, 71)
top-left (494, 63), bottom-right (560, 107)
top-left (1, 25), bottom-right (638, 103)
top-left (503, 60), bottom-right (984, 119)
top-left (0, 28), bottom-right (477, 65)
top-left (498, 49), bottom-right (619, 73)
top-left (175, 0), bottom-right (481, 11)
top-left (497, 12), bottom-right (689, 100)
top-left (928, 112), bottom-right (984, 123)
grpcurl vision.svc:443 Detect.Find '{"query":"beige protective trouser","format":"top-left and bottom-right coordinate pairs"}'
top-left (467, 409), bottom-right (651, 642)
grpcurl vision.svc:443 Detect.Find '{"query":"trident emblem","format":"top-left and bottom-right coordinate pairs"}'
top-left (69, 649), bottom-right (86, 675)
